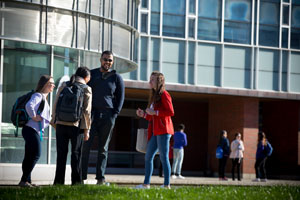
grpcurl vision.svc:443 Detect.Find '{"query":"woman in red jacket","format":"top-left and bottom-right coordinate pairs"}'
top-left (136, 71), bottom-right (174, 189)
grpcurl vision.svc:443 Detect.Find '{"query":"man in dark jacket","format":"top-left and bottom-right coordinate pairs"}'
top-left (81, 50), bottom-right (125, 185)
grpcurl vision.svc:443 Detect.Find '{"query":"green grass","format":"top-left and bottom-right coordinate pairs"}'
top-left (0, 184), bottom-right (299, 200)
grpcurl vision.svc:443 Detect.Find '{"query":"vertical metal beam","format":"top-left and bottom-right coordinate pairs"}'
top-left (279, 49), bottom-right (282, 91)
top-left (221, 0), bottom-right (225, 43)
top-left (0, 39), bottom-right (4, 160)
top-left (48, 45), bottom-right (54, 164)
top-left (251, 0), bottom-right (255, 45)
top-left (256, 0), bottom-right (260, 46)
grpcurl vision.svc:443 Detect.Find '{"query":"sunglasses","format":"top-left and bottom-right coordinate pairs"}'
top-left (102, 58), bottom-right (113, 62)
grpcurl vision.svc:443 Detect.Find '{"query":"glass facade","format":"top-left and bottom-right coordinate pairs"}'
top-left (134, 0), bottom-right (300, 93)
top-left (0, 0), bottom-right (139, 167)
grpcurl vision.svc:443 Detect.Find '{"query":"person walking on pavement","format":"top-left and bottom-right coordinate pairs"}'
top-left (171, 123), bottom-right (187, 179)
top-left (81, 51), bottom-right (125, 185)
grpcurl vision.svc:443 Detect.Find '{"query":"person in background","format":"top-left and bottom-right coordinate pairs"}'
top-left (218, 130), bottom-right (230, 181)
top-left (171, 123), bottom-right (187, 179)
top-left (253, 131), bottom-right (273, 182)
top-left (135, 71), bottom-right (174, 189)
top-left (229, 132), bottom-right (244, 181)
top-left (51, 67), bottom-right (92, 185)
top-left (19, 75), bottom-right (55, 187)
top-left (81, 51), bottom-right (125, 185)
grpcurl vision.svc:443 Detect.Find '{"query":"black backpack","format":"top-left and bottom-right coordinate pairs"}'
top-left (55, 81), bottom-right (87, 122)
top-left (11, 91), bottom-right (45, 137)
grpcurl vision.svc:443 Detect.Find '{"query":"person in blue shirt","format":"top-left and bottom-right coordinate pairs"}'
top-left (218, 130), bottom-right (230, 181)
top-left (171, 124), bottom-right (187, 179)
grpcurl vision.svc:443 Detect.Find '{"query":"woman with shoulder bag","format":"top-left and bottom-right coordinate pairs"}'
top-left (230, 133), bottom-right (244, 181)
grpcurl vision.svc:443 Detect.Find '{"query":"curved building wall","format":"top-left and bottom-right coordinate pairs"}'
top-left (0, 0), bottom-right (139, 183)
top-left (126, 0), bottom-right (300, 96)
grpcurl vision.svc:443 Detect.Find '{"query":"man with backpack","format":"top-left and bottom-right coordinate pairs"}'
top-left (81, 51), bottom-right (125, 185)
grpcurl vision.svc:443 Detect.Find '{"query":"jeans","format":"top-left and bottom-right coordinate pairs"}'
top-left (218, 156), bottom-right (228, 178)
top-left (21, 126), bottom-right (41, 183)
top-left (172, 148), bottom-right (184, 175)
top-left (231, 158), bottom-right (242, 180)
top-left (144, 134), bottom-right (171, 186)
top-left (54, 124), bottom-right (84, 185)
top-left (82, 110), bottom-right (116, 181)
top-left (255, 157), bottom-right (267, 179)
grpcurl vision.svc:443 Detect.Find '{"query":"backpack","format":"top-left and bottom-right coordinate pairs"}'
top-left (216, 146), bottom-right (223, 159)
top-left (11, 91), bottom-right (45, 137)
top-left (265, 142), bottom-right (273, 156)
top-left (55, 81), bottom-right (87, 122)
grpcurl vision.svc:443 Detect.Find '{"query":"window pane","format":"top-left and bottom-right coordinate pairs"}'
top-left (198, 0), bottom-right (221, 18)
top-left (150, 0), bottom-right (160, 35)
top-left (224, 21), bottom-right (251, 44)
top-left (225, 0), bottom-right (251, 22)
top-left (78, 14), bottom-right (88, 49)
top-left (113, 0), bottom-right (127, 24)
top-left (281, 51), bottom-right (288, 92)
top-left (112, 25), bottom-right (131, 59)
top-left (291, 28), bottom-right (300, 49)
top-left (290, 52), bottom-right (300, 92)
top-left (91, 0), bottom-right (103, 16)
top-left (163, 0), bottom-right (186, 38)
top-left (141, 14), bottom-right (148, 33)
top-left (188, 42), bottom-right (195, 84)
top-left (189, 0), bottom-right (196, 14)
top-left (259, 25), bottom-right (279, 47)
top-left (90, 17), bottom-right (102, 52)
top-left (150, 38), bottom-right (160, 72)
top-left (1, 41), bottom-right (50, 163)
top-left (140, 37), bottom-right (148, 81)
top-left (189, 18), bottom-right (195, 38)
top-left (282, 28), bottom-right (288, 48)
top-left (78, 0), bottom-right (89, 13)
top-left (141, 0), bottom-right (148, 9)
top-left (48, 0), bottom-right (75, 10)
top-left (283, 5), bottom-right (289, 25)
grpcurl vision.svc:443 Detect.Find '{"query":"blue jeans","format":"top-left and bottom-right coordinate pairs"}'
top-left (172, 148), bottom-right (184, 175)
top-left (82, 110), bottom-right (116, 181)
top-left (144, 134), bottom-right (171, 186)
top-left (21, 126), bottom-right (41, 183)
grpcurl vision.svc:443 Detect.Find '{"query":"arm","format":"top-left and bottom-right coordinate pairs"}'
top-left (183, 134), bottom-right (187, 146)
top-left (25, 93), bottom-right (43, 122)
top-left (157, 91), bottom-right (174, 117)
top-left (80, 86), bottom-right (92, 132)
top-left (113, 74), bottom-right (125, 117)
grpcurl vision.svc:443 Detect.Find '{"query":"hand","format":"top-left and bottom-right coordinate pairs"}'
top-left (136, 108), bottom-right (145, 118)
top-left (32, 115), bottom-right (42, 122)
top-left (145, 108), bottom-right (156, 115)
top-left (84, 130), bottom-right (90, 141)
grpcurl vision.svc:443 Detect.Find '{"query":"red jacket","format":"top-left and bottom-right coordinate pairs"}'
top-left (145, 90), bottom-right (174, 140)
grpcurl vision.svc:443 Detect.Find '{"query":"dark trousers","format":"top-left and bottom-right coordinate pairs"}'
top-left (255, 157), bottom-right (267, 179)
top-left (218, 156), bottom-right (228, 178)
top-left (21, 126), bottom-right (41, 183)
top-left (82, 111), bottom-right (116, 181)
top-left (231, 158), bottom-right (242, 180)
top-left (54, 124), bottom-right (84, 185)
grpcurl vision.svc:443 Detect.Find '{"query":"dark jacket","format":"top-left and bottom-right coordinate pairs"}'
top-left (219, 137), bottom-right (230, 157)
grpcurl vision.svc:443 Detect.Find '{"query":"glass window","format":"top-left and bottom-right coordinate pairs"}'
top-left (163, 0), bottom-right (186, 38)
top-left (140, 37), bottom-right (148, 81)
top-left (90, 17), bottom-right (102, 52)
top-left (198, 0), bottom-right (221, 41)
top-left (189, 18), bottom-right (195, 38)
top-left (223, 46), bottom-right (251, 89)
top-left (151, 0), bottom-right (160, 35)
top-left (281, 51), bottom-right (288, 92)
top-left (290, 52), bottom-right (300, 92)
top-left (283, 5), bottom-right (290, 25)
top-left (112, 24), bottom-right (131, 59)
top-left (258, 49), bottom-right (279, 91)
top-left (141, 0), bottom-right (148, 9)
top-left (1, 40), bottom-right (50, 164)
top-left (103, 0), bottom-right (112, 18)
top-left (78, 0), bottom-right (89, 13)
top-left (0, 3), bottom-right (42, 43)
top-left (47, 9), bottom-right (76, 47)
top-left (188, 42), bottom-right (195, 84)
top-left (282, 28), bottom-right (288, 48)
top-left (113, 0), bottom-right (127, 24)
top-left (141, 14), bottom-right (148, 33)
top-left (162, 39), bottom-right (185, 84)
top-left (103, 21), bottom-right (111, 51)
top-left (197, 43), bottom-right (221, 86)
top-left (91, 0), bottom-right (103, 16)
top-left (48, 0), bottom-right (76, 10)
top-left (78, 14), bottom-right (89, 49)
top-left (189, 0), bottom-right (196, 14)
top-left (150, 38), bottom-right (160, 72)
top-left (259, 1), bottom-right (280, 47)
top-left (291, 4), bottom-right (300, 49)
top-left (224, 0), bottom-right (252, 44)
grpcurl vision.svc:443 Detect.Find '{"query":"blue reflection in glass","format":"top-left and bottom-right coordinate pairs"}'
top-left (198, 19), bottom-right (221, 41)
top-left (225, 0), bottom-right (251, 22)
top-left (224, 22), bottom-right (251, 44)
top-left (291, 28), bottom-right (300, 49)
top-left (141, 14), bottom-right (148, 33)
top-left (259, 25), bottom-right (279, 47)
top-left (151, 13), bottom-right (160, 35)
top-left (283, 6), bottom-right (289, 25)
top-left (292, 6), bottom-right (300, 28)
top-left (189, 19), bottom-right (195, 38)
top-left (198, 0), bottom-right (221, 18)
top-left (189, 0), bottom-right (196, 14)
top-left (163, 0), bottom-right (186, 38)
top-left (282, 28), bottom-right (288, 48)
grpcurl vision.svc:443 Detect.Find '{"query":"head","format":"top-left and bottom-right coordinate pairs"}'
top-left (35, 75), bottom-right (55, 94)
top-left (235, 132), bottom-right (241, 140)
top-left (220, 130), bottom-right (227, 138)
top-left (258, 131), bottom-right (266, 144)
top-left (148, 71), bottom-right (165, 107)
top-left (75, 66), bottom-right (91, 83)
top-left (178, 124), bottom-right (185, 132)
top-left (100, 50), bottom-right (114, 72)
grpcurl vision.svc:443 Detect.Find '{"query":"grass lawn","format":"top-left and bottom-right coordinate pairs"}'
top-left (0, 184), bottom-right (299, 200)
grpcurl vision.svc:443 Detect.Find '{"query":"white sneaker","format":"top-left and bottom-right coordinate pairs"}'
top-left (160, 185), bottom-right (171, 189)
top-left (135, 184), bottom-right (150, 189)
top-left (252, 178), bottom-right (260, 182)
top-left (177, 175), bottom-right (185, 179)
top-left (171, 175), bottom-right (177, 179)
